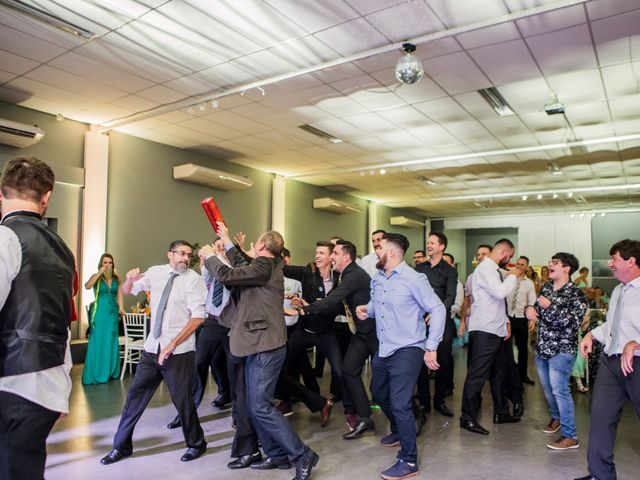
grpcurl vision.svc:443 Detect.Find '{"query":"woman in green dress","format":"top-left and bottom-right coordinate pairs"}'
top-left (82, 253), bottom-right (124, 385)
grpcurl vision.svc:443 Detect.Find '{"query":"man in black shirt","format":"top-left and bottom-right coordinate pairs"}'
top-left (416, 232), bottom-right (458, 418)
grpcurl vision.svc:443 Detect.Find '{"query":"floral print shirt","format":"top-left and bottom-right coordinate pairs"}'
top-left (534, 281), bottom-right (588, 359)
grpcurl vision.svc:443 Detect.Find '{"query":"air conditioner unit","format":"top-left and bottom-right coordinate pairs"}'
top-left (173, 163), bottom-right (253, 191)
top-left (0, 118), bottom-right (44, 148)
top-left (390, 216), bottom-right (425, 228)
top-left (313, 197), bottom-right (362, 214)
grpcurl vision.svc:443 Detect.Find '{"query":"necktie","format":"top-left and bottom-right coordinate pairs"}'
top-left (511, 279), bottom-right (521, 315)
top-left (338, 274), bottom-right (356, 334)
top-left (153, 272), bottom-right (178, 339)
top-left (212, 280), bottom-right (224, 307)
top-left (606, 285), bottom-right (628, 355)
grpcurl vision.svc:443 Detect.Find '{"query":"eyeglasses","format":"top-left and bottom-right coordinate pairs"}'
top-left (171, 250), bottom-right (193, 258)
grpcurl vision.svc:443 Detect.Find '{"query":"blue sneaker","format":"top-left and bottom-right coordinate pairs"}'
top-left (380, 433), bottom-right (400, 447)
top-left (380, 459), bottom-right (419, 480)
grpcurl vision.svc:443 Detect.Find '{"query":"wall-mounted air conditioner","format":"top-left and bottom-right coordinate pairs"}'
top-left (173, 163), bottom-right (253, 191)
top-left (0, 118), bottom-right (44, 148)
top-left (390, 216), bottom-right (426, 228)
top-left (313, 197), bottom-right (362, 214)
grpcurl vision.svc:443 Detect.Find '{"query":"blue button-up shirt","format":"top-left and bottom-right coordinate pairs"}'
top-left (203, 265), bottom-right (230, 316)
top-left (367, 261), bottom-right (446, 357)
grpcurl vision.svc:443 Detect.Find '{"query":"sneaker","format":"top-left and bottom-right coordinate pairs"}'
top-left (380, 459), bottom-right (419, 480)
top-left (547, 436), bottom-right (579, 450)
top-left (542, 418), bottom-right (561, 434)
top-left (380, 433), bottom-right (400, 448)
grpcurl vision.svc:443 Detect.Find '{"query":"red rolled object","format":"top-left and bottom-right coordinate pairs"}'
top-left (201, 197), bottom-right (225, 234)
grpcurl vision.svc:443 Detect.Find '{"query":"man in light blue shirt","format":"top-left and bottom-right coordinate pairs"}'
top-left (357, 233), bottom-right (445, 480)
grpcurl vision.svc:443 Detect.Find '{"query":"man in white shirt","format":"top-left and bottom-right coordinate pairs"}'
top-left (576, 239), bottom-right (640, 480)
top-left (101, 241), bottom-right (208, 465)
top-left (459, 244), bottom-right (493, 336)
top-left (359, 229), bottom-right (386, 277)
top-left (460, 239), bottom-right (521, 435)
top-left (0, 157), bottom-right (75, 480)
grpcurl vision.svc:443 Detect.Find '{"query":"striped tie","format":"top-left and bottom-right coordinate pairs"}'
top-left (212, 281), bottom-right (224, 307)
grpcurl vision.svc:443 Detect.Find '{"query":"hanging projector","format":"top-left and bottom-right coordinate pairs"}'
top-left (395, 43), bottom-right (424, 85)
top-left (544, 101), bottom-right (565, 115)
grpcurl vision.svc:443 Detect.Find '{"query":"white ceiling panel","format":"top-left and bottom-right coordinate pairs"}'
top-left (423, 52), bottom-right (492, 95)
top-left (426, 0), bottom-right (508, 28)
top-left (25, 65), bottom-right (127, 102)
top-left (365, 0), bottom-right (446, 42)
top-left (265, 0), bottom-right (359, 32)
top-left (469, 39), bottom-right (540, 86)
top-left (586, 0), bottom-right (640, 21)
top-left (456, 23), bottom-right (521, 49)
top-left (514, 3), bottom-right (586, 37)
top-left (0, 25), bottom-right (67, 62)
top-left (526, 24), bottom-right (598, 75)
top-left (546, 69), bottom-right (606, 104)
top-left (0, 50), bottom-right (39, 76)
top-left (314, 18), bottom-right (388, 56)
top-left (601, 62), bottom-right (640, 99)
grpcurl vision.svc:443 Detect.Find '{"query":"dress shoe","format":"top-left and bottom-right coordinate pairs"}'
top-left (167, 415), bottom-right (181, 429)
top-left (180, 445), bottom-right (206, 462)
top-left (542, 418), bottom-right (561, 434)
top-left (319, 398), bottom-right (333, 428)
top-left (434, 403), bottom-right (454, 417)
top-left (345, 413), bottom-right (358, 430)
top-left (460, 419), bottom-right (489, 435)
top-left (343, 418), bottom-right (375, 440)
top-left (522, 376), bottom-right (536, 386)
top-left (513, 402), bottom-right (524, 417)
top-left (493, 413), bottom-right (521, 424)
top-left (293, 448), bottom-right (319, 480)
top-left (251, 456), bottom-right (292, 470)
top-left (547, 436), bottom-right (579, 450)
top-left (228, 451), bottom-right (262, 469)
top-left (100, 448), bottom-right (131, 465)
top-left (212, 394), bottom-right (231, 408)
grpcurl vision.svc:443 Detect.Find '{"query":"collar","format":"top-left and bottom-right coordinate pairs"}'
top-left (1, 210), bottom-right (42, 223)
top-left (624, 275), bottom-right (640, 288)
top-left (382, 260), bottom-right (407, 278)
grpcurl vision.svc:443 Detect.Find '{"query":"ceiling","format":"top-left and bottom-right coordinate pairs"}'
top-left (1, 0), bottom-right (640, 218)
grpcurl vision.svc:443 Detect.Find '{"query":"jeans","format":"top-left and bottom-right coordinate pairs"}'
top-left (535, 353), bottom-right (577, 440)
top-left (371, 347), bottom-right (424, 464)
top-left (245, 346), bottom-right (305, 462)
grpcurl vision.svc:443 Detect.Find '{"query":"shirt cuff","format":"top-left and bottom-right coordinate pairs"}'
top-left (224, 241), bottom-right (235, 251)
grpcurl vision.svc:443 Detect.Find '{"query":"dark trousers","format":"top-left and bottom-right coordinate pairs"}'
top-left (371, 347), bottom-right (424, 464)
top-left (193, 319), bottom-right (230, 407)
top-left (285, 324), bottom-right (318, 393)
top-left (331, 322), bottom-right (353, 397)
top-left (245, 346), bottom-right (306, 462)
top-left (460, 331), bottom-right (509, 422)
top-left (418, 318), bottom-right (455, 406)
top-left (278, 328), bottom-right (350, 412)
top-left (587, 354), bottom-right (640, 480)
top-left (343, 332), bottom-right (378, 418)
top-left (0, 391), bottom-right (59, 480)
top-left (503, 335), bottom-right (524, 404)
top-left (510, 316), bottom-right (530, 380)
top-left (113, 350), bottom-right (205, 455)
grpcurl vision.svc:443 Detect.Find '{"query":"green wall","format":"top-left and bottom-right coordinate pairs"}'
top-left (375, 204), bottom-right (425, 263)
top-left (444, 228), bottom-right (467, 280)
top-left (465, 227), bottom-right (518, 274)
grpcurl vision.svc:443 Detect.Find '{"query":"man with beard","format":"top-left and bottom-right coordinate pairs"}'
top-left (101, 241), bottom-right (208, 465)
top-left (357, 233), bottom-right (446, 480)
top-left (459, 238), bottom-right (521, 436)
top-left (359, 229), bottom-right (386, 277)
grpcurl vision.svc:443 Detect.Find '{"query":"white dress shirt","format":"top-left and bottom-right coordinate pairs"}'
top-left (359, 251), bottom-right (379, 278)
top-left (132, 264), bottom-right (207, 355)
top-left (451, 280), bottom-right (464, 317)
top-left (284, 276), bottom-right (302, 327)
top-left (0, 224), bottom-right (72, 413)
top-left (203, 255), bottom-right (231, 317)
top-left (468, 257), bottom-right (517, 337)
top-left (506, 276), bottom-right (537, 318)
top-left (591, 275), bottom-right (640, 356)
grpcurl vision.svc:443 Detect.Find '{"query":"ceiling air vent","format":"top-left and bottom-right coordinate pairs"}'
top-left (298, 124), bottom-right (342, 143)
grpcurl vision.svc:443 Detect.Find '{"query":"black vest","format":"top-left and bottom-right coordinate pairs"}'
top-left (0, 211), bottom-right (74, 377)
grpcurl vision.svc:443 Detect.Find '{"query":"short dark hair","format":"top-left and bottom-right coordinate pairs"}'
top-left (579, 267), bottom-right (589, 274)
top-left (282, 247), bottom-right (291, 258)
top-left (316, 240), bottom-right (334, 253)
top-left (518, 255), bottom-right (530, 264)
top-left (494, 238), bottom-right (515, 249)
top-left (382, 232), bottom-right (409, 254)
top-left (443, 253), bottom-right (455, 263)
top-left (372, 229), bottom-right (386, 237)
top-left (428, 231), bottom-right (448, 249)
top-left (414, 249), bottom-right (426, 256)
top-left (478, 244), bottom-right (493, 253)
top-left (335, 239), bottom-right (357, 261)
top-left (551, 252), bottom-right (580, 276)
top-left (169, 240), bottom-right (193, 251)
top-left (609, 239), bottom-right (640, 267)
top-left (1, 156), bottom-right (55, 202)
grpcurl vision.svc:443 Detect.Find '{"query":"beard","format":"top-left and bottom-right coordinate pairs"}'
top-left (176, 262), bottom-right (188, 273)
top-left (375, 252), bottom-right (387, 270)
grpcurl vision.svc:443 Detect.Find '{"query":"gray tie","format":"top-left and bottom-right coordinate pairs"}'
top-left (606, 285), bottom-right (628, 355)
top-left (153, 272), bottom-right (179, 339)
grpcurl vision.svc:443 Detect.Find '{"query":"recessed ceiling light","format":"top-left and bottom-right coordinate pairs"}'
top-left (552, 193), bottom-right (558, 199)
top-left (600, 212), bottom-right (606, 217)
top-left (570, 214), bottom-right (575, 218)
top-left (537, 194), bottom-right (543, 200)
top-left (380, 169), bottom-right (386, 175)
top-left (567, 192), bottom-right (574, 198)
top-left (580, 213), bottom-right (585, 218)
top-left (522, 195), bottom-right (528, 201)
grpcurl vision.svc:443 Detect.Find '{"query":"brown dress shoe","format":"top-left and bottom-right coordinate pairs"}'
top-left (320, 398), bottom-right (333, 427)
top-left (547, 436), bottom-right (579, 450)
top-left (542, 418), bottom-right (561, 434)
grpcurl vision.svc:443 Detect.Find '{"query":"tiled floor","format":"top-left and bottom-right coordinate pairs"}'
top-left (45, 348), bottom-right (638, 479)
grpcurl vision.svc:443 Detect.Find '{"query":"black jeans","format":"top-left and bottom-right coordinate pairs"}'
top-left (193, 318), bottom-right (230, 407)
top-left (418, 318), bottom-right (455, 407)
top-left (113, 350), bottom-right (206, 455)
top-left (503, 335), bottom-right (524, 404)
top-left (510, 316), bottom-right (530, 380)
top-left (285, 324), bottom-right (318, 394)
top-left (0, 392), bottom-right (59, 480)
top-left (343, 332), bottom-right (378, 418)
top-left (460, 331), bottom-right (509, 422)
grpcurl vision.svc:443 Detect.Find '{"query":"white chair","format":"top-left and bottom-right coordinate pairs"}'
top-left (120, 313), bottom-right (148, 380)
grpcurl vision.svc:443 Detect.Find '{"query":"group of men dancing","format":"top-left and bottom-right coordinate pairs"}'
top-left (1, 156), bottom-right (639, 480)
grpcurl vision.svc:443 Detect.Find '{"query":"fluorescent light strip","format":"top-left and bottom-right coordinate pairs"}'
top-left (288, 133), bottom-right (640, 179)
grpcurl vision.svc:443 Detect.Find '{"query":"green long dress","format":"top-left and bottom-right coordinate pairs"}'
top-left (82, 278), bottom-right (121, 384)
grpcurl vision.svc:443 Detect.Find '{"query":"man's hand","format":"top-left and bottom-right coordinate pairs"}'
top-left (356, 305), bottom-right (368, 320)
top-left (505, 322), bottom-right (511, 341)
top-left (158, 342), bottom-right (176, 366)
top-left (126, 268), bottom-right (143, 282)
top-left (424, 351), bottom-right (439, 371)
top-left (216, 221), bottom-right (231, 244)
top-left (538, 296), bottom-right (552, 309)
top-left (621, 340), bottom-right (639, 376)
top-left (291, 296), bottom-right (309, 307)
top-left (234, 231), bottom-right (246, 250)
top-left (580, 331), bottom-right (593, 359)
top-left (284, 307), bottom-right (298, 316)
top-left (528, 319), bottom-right (536, 332)
top-left (198, 244), bottom-right (216, 260)
top-left (245, 242), bottom-right (256, 258)
top-left (525, 305), bottom-right (538, 321)
top-left (458, 319), bottom-right (466, 337)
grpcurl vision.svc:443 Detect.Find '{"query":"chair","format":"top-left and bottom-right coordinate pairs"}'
top-left (120, 313), bottom-right (148, 380)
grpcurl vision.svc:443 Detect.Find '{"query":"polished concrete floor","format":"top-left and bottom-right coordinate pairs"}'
top-left (46, 348), bottom-right (639, 480)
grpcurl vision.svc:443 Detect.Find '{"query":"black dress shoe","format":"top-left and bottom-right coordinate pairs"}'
top-left (293, 449), bottom-right (319, 480)
top-left (167, 415), bottom-right (181, 429)
top-left (493, 413), bottom-right (521, 424)
top-left (212, 394), bottom-right (231, 408)
top-left (343, 418), bottom-right (376, 440)
top-left (180, 445), bottom-right (206, 462)
top-left (320, 398), bottom-right (333, 427)
top-left (513, 402), bottom-right (524, 417)
top-left (522, 376), bottom-right (536, 386)
top-left (574, 476), bottom-right (594, 480)
top-left (228, 451), bottom-right (262, 469)
top-left (100, 448), bottom-right (131, 465)
top-left (460, 419), bottom-right (489, 435)
top-left (251, 456), bottom-right (292, 470)
top-left (434, 403), bottom-right (454, 417)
